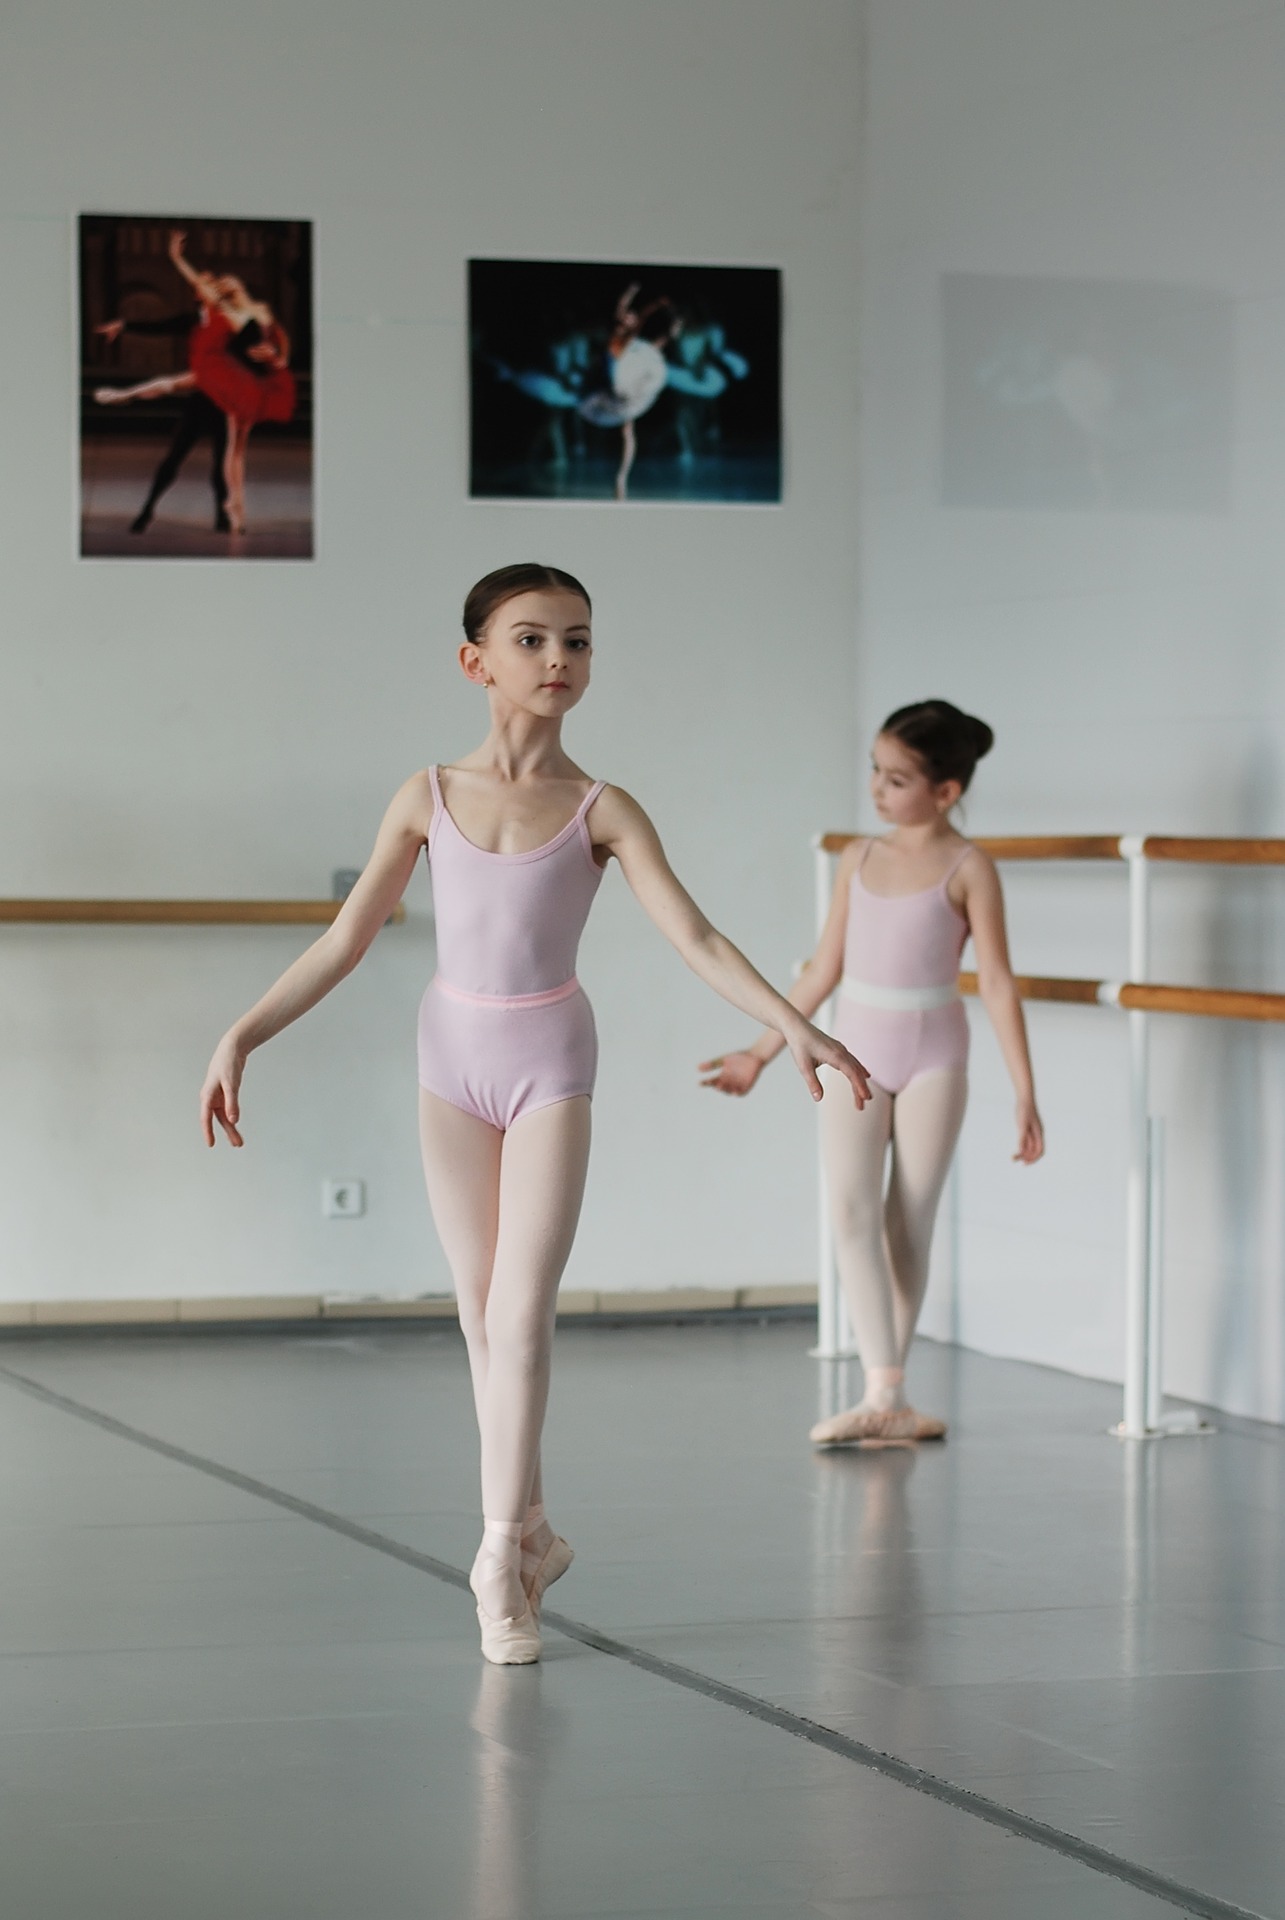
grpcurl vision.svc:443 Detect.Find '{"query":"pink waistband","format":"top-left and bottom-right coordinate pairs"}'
top-left (433, 975), bottom-right (581, 1010)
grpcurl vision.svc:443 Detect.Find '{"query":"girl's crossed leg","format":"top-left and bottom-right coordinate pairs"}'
top-left (418, 1089), bottom-right (591, 1619)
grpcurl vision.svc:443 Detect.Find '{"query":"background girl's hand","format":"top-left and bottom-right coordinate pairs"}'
top-left (787, 1022), bottom-right (871, 1108)
top-left (200, 1034), bottom-right (246, 1148)
top-left (699, 1050), bottom-right (764, 1097)
top-left (168, 228), bottom-right (187, 257)
top-left (1014, 1099), bottom-right (1044, 1164)
top-left (95, 318), bottom-right (124, 343)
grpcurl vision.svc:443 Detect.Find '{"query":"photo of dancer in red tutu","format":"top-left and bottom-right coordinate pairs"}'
top-left (95, 232), bottom-right (295, 535)
top-left (80, 215), bottom-right (312, 558)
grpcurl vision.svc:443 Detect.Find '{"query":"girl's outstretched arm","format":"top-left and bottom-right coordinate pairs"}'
top-left (699, 838), bottom-right (864, 1096)
top-left (958, 852), bottom-right (1044, 1164)
top-left (200, 772), bottom-right (432, 1147)
top-left (594, 788), bottom-right (870, 1108)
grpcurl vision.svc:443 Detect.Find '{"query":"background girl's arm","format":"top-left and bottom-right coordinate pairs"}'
top-left (200, 773), bottom-right (432, 1146)
top-left (595, 789), bottom-right (869, 1107)
top-left (699, 839), bottom-right (863, 1095)
top-left (960, 852), bottom-right (1044, 1164)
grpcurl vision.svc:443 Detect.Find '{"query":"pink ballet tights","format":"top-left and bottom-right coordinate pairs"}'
top-left (419, 1088), bottom-right (592, 1614)
top-left (821, 1070), bottom-right (969, 1403)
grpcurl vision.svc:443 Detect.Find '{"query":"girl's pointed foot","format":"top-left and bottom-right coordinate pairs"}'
top-left (471, 1522), bottom-right (542, 1663)
top-left (809, 1404), bottom-right (947, 1447)
top-left (523, 1533), bottom-right (574, 1620)
top-left (521, 1505), bottom-right (574, 1620)
top-left (473, 1597), bottom-right (542, 1664)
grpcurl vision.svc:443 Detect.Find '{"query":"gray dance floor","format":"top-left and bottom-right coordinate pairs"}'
top-left (0, 1321), bottom-right (1279, 1919)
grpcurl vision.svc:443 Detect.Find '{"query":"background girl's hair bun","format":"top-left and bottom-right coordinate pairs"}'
top-left (968, 714), bottom-right (995, 761)
top-left (879, 698), bottom-right (995, 793)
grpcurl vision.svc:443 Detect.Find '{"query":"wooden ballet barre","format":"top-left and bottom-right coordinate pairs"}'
top-left (957, 970), bottom-right (1101, 1005)
top-left (819, 832), bottom-right (1285, 865)
top-left (1115, 981), bottom-right (1285, 1021)
top-left (958, 971), bottom-right (1285, 1023)
top-left (0, 900), bottom-right (406, 926)
top-left (818, 833), bottom-right (1124, 859)
top-left (1139, 837), bottom-right (1285, 865)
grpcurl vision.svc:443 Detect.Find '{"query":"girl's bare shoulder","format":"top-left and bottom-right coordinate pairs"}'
top-left (393, 768), bottom-right (437, 838)
top-left (949, 839), bottom-right (1000, 910)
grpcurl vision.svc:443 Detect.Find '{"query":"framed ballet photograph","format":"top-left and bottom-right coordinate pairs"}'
top-left (78, 214), bottom-right (314, 558)
top-left (468, 259), bottom-right (782, 505)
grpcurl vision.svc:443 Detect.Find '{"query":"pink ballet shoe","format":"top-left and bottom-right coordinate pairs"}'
top-left (809, 1405), bottom-right (947, 1447)
top-left (523, 1533), bottom-right (574, 1620)
top-left (470, 1530), bottom-right (542, 1664)
top-left (469, 1579), bottom-right (542, 1665)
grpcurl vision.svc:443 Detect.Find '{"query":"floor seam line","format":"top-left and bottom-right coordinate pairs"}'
top-left (0, 1358), bottom-right (1265, 1920)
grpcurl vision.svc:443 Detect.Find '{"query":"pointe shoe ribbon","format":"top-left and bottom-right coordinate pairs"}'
top-left (809, 1405), bottom-right (947, 1447)
top-left (523, 1534), bottom-right (574, 1621)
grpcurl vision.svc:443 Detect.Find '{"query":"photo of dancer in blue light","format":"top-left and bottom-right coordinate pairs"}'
top-left (470, 261), bottom-right (780, 504)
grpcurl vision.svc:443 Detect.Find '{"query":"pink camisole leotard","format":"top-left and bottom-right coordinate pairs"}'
top-left (832, 840), bottom-right (974, 1097)
top-left (417, 766), bottom-right (606, 1130)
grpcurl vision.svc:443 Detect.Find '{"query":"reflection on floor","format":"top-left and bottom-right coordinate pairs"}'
top-left (80, 433), bottom-right (312, 559)
top-left (0, 1321), bottom-right (1279, 1919)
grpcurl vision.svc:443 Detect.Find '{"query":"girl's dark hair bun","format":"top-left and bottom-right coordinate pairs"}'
top-left (879, 699), bottom-right (994, 793)
top-left (967, 714), bottom-right (995, 761)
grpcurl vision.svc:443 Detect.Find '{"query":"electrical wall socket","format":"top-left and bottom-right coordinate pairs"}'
top-left (323, 1178), bottom-right (365, 1219)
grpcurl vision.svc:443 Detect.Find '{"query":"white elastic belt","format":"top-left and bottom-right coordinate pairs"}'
top-left (840, 977), bottom-right (960, 1012)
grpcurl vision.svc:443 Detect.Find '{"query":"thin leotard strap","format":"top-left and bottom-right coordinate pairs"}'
top-left (575, 779), bottom-right (607, 871)
top-left (942, 840), bottom-right (975, 921)
top-left (427, 764), bottom-right (444, 855)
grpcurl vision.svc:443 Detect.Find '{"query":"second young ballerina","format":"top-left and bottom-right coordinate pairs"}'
top-left (701, 699), bottom-right (1044, 1444)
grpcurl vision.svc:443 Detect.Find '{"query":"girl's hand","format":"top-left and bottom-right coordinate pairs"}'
top-left (95, 319), bottom-right (125, 343)
top-left (699, 1050), bottom-right (764, 1097)
top-left (200, 1034), bottom-right (246, 1148)
top-left (1013, 1099), bottom-right (1044, 1165)
top-left (786, 1021), bottom-right (871, 1108)
top-left (168, 228), bottom-right (187, 258)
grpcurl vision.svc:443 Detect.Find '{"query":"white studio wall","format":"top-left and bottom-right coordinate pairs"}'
top-left (856, 0), bottom-right (1285, 1424)
top-left (0, 0), bottom-right (863, 1317)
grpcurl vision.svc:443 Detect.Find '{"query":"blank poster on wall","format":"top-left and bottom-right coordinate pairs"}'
top-left (941, 272), bottom-right (1233, 513)
top-left (78, 214), bottom-right (314, 559)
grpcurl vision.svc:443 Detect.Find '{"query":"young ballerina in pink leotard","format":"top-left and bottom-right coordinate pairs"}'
top-left (199, 563), bottom-right (870, 1664)
top-left (701, 700), bottom-right (1044, 1445)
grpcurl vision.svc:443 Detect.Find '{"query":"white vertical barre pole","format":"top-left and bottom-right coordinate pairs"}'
top-left (1146, 1116), bottom-right (1165, 1432)
top-left (1119, 836), bottom-right (1151, 1438)
top-left (812, 839), bottom-right (842, 1358)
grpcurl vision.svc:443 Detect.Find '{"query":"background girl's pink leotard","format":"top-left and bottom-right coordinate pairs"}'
top-left (833, 841), bottom-right (973, 1095)
top-left (417, 767), bottom-right (605, 1129)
